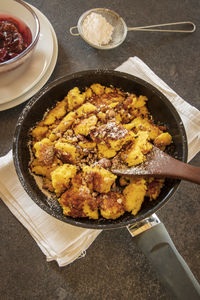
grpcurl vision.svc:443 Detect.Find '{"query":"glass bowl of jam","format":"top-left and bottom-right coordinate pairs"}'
top-left (0, 0), bottom-right (40, 73)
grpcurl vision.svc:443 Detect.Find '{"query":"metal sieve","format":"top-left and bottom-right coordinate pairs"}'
top-left (70, 8), bottom-right (196, 50)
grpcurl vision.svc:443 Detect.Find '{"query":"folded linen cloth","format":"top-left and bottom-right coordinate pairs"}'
top-left (0, 151), bottom-right (101, 266)
top-left (0, 56), bottom-right (200, 267)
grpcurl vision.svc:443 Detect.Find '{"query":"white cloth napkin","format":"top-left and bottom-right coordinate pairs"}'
top-left (0, 56), bottom-right (200, 267)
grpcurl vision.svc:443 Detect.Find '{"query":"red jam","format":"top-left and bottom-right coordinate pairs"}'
top-left (0, 15), bottom-right (32, 63)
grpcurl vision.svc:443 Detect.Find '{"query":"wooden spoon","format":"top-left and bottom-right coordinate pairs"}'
top-left (111, 146), bottom-right (200, 185)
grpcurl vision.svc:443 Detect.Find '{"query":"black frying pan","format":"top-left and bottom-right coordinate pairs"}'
top-left (13, 70), bottom-right (187, 229)
top-left (13, 70), bottom-right (200, 299)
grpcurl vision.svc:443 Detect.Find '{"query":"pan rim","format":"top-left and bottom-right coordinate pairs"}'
top-left (13, 69), bottom-right (188, 230)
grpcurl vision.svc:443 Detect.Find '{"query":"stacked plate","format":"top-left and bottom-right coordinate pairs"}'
top-left (0, 5), bottom-right (58, 111)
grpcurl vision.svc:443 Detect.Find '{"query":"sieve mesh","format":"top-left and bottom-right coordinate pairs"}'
top-left (78, 8), bottom-right (127, 50)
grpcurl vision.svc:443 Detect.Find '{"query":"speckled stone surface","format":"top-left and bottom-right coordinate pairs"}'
top-left (0, 0), bottom-right (200, 299)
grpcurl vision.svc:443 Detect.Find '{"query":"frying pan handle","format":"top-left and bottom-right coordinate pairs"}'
top-left (127, 215), bottom-right (200, 299)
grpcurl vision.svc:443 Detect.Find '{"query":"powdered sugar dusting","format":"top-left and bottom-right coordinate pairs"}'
top-left (112, 146), bottom-right (172, 177)
top-left (82, 12), bottom-right (114, 46)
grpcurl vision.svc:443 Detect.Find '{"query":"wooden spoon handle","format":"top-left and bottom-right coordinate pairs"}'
top-left (159, 156), bottom-right (200, 184)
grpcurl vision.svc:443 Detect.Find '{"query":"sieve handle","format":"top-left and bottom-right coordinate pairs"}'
top-left (127, 21), bottom-right (196, 33)
top-left (70, 26), bottom-right (80, 36)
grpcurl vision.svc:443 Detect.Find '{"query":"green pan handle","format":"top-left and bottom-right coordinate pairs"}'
top-left (127, 215), bottom-right (200, 300)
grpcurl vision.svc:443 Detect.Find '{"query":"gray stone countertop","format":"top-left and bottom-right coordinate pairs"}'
top-left (0, 0), bottom-right (200, 299)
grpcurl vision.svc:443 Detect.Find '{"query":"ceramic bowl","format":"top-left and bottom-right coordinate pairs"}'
top-left (0, 0), bottom-right (40, 73)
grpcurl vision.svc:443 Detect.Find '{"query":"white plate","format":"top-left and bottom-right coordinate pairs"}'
top-left (0, 4), bottom-right (55, 104)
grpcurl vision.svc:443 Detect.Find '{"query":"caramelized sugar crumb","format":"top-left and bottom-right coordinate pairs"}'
top-left (29, 84), bottom-right (172, 219)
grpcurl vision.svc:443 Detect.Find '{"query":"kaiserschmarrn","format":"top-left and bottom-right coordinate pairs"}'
top-left (29, 83), bottom-right (172, 219)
